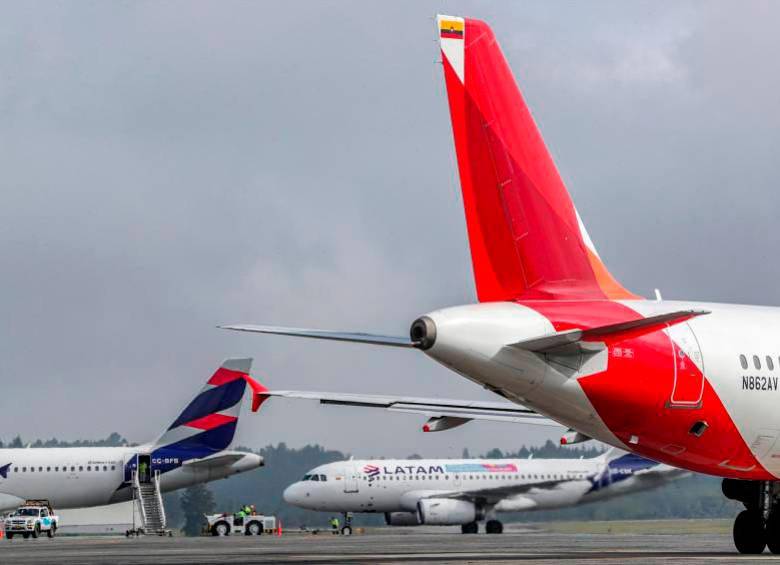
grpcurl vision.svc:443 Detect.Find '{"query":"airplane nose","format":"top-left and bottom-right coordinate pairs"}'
top-left (283, 483), bottom-right (302, 505)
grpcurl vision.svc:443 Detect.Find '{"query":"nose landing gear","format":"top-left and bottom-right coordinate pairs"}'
top-left (724, 479), bottom-right (780, 554)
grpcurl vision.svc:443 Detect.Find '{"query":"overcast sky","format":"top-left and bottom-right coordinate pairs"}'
top-left (1, 1), bottom-right (779, 457)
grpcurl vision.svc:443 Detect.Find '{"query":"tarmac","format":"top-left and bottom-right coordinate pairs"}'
top-left (0, 525), bottom-right (776, 564)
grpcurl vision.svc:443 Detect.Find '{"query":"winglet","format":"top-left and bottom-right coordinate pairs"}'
top-left (245, 375), bottom-right (269, 412)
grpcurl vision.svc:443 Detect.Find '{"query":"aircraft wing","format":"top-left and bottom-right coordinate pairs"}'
top-left (631, 466), bottom-right (692, 482)
top-left (511, 310), bottom-right (710, 353)
top-left (430, 477), bottom-right (577, 505)
top-left (257, 390), bottom-right (561, 431)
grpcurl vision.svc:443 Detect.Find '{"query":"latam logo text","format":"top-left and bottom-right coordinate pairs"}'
top-left (366, 464), bottom-right (446, 476)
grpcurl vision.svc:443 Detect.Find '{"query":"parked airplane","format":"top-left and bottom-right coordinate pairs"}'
top-left (0, 359), bottom-right (264, 513)
top-left (284, 449), bottom-right (687, 535)
top-left (222, 14), bottom-right (780, 553)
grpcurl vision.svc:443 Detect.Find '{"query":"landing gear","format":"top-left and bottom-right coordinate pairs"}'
top-left (734, 510), bottom-right (765, 554)
top-left (723, 478), bottom-right (780, 554)
top-left (485, 520), bottom-right (503, 534)
top-left (461, 522), bottom-right (478, 534)
top-left (766, 510), bottom-right (780, 554)
top-left (340, 512), bottom-right (353, 535)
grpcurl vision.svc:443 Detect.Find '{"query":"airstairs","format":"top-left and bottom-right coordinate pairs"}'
top-left (130, 469), bottom-right (171, 536)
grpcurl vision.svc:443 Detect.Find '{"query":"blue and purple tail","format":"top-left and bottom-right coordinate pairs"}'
top-left (153, 358), bottom-right (266, 457)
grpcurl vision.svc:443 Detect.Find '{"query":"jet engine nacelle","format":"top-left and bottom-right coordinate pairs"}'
top-left (384, 512), bottom-right (422, 526)
top-left (416, 498), bottom-right (482, 526)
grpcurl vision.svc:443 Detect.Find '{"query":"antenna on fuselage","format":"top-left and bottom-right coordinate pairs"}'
top-left (654, 288), bottom-right (663, 302)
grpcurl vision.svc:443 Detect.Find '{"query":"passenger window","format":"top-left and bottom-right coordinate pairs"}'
top-left (22, 467), bottom-right (26, 472)
top-left (55, 467), bottom-right (59, 472)
top-left (768, 357), bottom-right (775, 371)
top-left (46, 467), bottom-right (51, 472)
top-left (754, 355), bottom-right (762, 370)
top-left (87, 466), bottom-right (92, 472)
top-left (79, 466), bottom-right (83, 472)
top-left (70, 466), bottom-right (75, 472)
top-left (13, 467), bottom-right (17, 473)
top-left (111, 465), bottom-right (116, 471)
top-left (30, 467), bottom-right (34, 473)
top-left (740, 355), bottom-right (748, 369)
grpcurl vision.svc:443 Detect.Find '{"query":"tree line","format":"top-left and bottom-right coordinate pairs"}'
top-left (0, 435), bottom-right (741, 532)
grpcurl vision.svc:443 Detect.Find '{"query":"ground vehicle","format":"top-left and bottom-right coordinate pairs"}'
top-left (205, 513), bottom-right (276, 536)
top-left (4, 500), bottom-right (58, 539)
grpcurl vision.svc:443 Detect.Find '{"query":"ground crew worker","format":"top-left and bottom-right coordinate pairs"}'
top-left (330, 516), bottom-right (339, 534)
top-left (244, 504), bottom-right (252, 516)
top-left (138, 461), bottom-right (148, 482)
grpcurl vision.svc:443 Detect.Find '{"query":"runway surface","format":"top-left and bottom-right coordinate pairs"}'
top-left (0, 527), bottom-right (774, 564)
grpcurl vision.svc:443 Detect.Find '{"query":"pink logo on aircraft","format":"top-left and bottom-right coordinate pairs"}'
top-left (482, 463), bottom-right (517, 473)
top-left (363, 464), bottom-right (380, 478)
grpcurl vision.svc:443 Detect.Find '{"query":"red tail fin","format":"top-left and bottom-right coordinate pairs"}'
top-left (437, 15), bottom-right (637, 302)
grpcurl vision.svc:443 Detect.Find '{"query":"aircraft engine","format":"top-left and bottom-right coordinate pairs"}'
top-left (384, 512), bottom-right (422, 526)
top-left (416, 498), bottom-right (482, 525)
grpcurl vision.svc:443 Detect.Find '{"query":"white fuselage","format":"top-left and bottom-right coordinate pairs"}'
top-left (420, 300), bottom-right (780, 480)
top-left (283, 455), bottom-right (685, 517)
top-left (0, 446), bottom-right (262, 512)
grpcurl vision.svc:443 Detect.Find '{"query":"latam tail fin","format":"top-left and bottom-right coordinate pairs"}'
top-left (153, 358), bottom-right (265, 455)
top-left (437, 15), bottom-right (638, 302)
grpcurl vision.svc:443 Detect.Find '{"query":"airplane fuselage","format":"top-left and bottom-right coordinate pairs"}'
top-left (284, 454), bottom-right (685, 518)
top-left (0, 446), bottom-right (262, 511)
top-left (420, 299), bottom-right (780, 481)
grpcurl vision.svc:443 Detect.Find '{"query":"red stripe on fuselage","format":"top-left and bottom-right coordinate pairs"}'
top-left (522, 300), bottom-right (770, 479)
top-left (184, 413), bottom-right (237, 431)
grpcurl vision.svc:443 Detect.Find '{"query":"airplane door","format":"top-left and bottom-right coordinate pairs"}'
top-left (124, 454), bottom-right (138, 483)
top-left (667, 322), bottom-right (705, 408)
top-left (344, 463), bottom-right (359, 494)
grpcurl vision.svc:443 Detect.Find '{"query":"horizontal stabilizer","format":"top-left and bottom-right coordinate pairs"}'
top-left (183, 452), bottom-right (261, 469)
top-left (218, 324), bottom-right (414, 348)
top-left (257, 390), bottom-right (560, 429)
top-left (512, 309), bottom-right (710, 353)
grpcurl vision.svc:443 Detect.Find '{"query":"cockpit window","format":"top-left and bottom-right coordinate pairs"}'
top-left (319, 474), bottom-right (327, 482)
top-left (311, 474), bottom-right (320, 481)
top-left (301, 474), bottom-right (311, 481)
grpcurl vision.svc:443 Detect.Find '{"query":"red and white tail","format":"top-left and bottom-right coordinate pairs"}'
top-left (437, 15), bottom-right (638, 302)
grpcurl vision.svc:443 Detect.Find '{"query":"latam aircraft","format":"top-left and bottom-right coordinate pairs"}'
top-left (284, 449), bottom-right (687, 535)
top-left (223, 15), bottom-right (780, 553)
top-left (0, 359), bottom-right (264, 511)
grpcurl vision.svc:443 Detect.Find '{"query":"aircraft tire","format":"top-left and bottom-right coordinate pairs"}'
top-left (460, 522), bottom-right (478, 534)
top-left (766, 511), bottom-right (780, 554)
top-left (486, 520), bottom-right (503, 534)
top-left (341, 526), bottom-right (352, 536)
top-left (734, 510), bottom-right (766, 554)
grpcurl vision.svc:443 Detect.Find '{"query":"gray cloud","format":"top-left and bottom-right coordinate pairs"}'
top-left (1, 1), bottom-right (778, 456)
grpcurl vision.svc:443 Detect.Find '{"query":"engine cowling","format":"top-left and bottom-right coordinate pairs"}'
top-left (384, 512), bottom-right (422, 526)
top-left (417, 499), bottom-right (481, 525)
